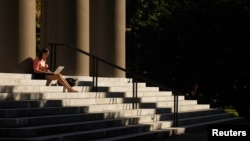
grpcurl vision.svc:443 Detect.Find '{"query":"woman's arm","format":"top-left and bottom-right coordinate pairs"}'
top-left (33, 58), bottom-right (47, 73)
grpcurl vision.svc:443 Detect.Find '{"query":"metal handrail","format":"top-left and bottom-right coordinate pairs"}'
top-left (48, 43), bottom-right (180, 127)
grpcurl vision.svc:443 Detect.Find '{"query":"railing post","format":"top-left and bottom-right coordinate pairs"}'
top-left (173, 93), bottom-right (179, 127)
top-left (132, 77), bottom-right (138, 109)
top-left (92, 58), bottom-right (98, 92)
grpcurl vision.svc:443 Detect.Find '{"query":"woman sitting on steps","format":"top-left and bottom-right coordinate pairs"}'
top-left (33, 48), bottom-right (78, 92)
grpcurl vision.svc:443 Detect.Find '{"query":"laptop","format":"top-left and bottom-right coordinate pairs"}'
top-left (47, 66), bottom-right (64, 74)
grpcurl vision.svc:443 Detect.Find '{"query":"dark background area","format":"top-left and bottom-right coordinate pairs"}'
top-left (126, 0), bottom-right (250, 119)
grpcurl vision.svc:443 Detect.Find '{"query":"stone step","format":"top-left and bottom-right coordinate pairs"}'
top-left (0, 78), bottom-right (147, 88)
top-left (0, 73), bottom-right (32, 80)
top-left (0, 84), bottom-right (164, 93)
top-left (68, 76), bottom-right (130, 82)
top-left (99, 109), bottom-right (171, 117)
top-left (0, 118), bottom-right (123, 138)
top-left (56, 76), bottom-right (138, 87)
top-left (1, 96), bottom-right (201, 112)
top-left (96, 81), bottom-right (146, 87)
top-left (0, 106), bottom-right (89, 118)
top-left (139, 102), bottom-right (210, 112)
top-left (107, 108), bottom-right (164, 116)
top-left (93, 77), bottom-right (131, 82)
top-left (152, 109), bottom-right (222, 121)
top-left (153, 100), bottom-right (198, 107)
top-left (139, 96), bottom-right (186, 102)
top-left (0, 73), bottom-right (128, 79)
top-left (177, 112), bottom-right (236, 126)
top-left (0, 123), bottom-right (154, 141)
top-left (81, 103), bottom-right (133, 112)
top-left (0, 109), bottom-right (171, 128)
top-left (0, 91), bottom-right (173, 101)
top-left (60, 98), bottom-right (128, 106)
top-left (92, 129), bottom-right (173, 141)
top-left (114, 91), bottom-right (172, 99)
top-left (0, 100), bottom-right (63, 108)
top-left (0, 105), bottom-right (170, 118)
top-left (0, 85), bottom-right (93, 93)
top-left (0, 79), bottom-right (47, 86)
top-left (0, 99), bottom-right (209, 115)
top-left (41, 97), bottom-right (190, 107)
top-left (96, 86), bottom-right (160, 92)
top-left (1, 92), bottom-right (120, 100)
top-left (0, 112), bottom-right (107, 128)
top-left (0, 86), bottom-right (64, 93)
top-left (66, 102), bottom-right (204, 113)
top-left (141, 121), bottom-right (172, 130)
top-left (120, 115), bottom-right (173, 128)
top-left (0, 133), bottom-right (171, 141)
top-left (177, 116), bottom-right (246, 133)
top-left (134, 91), bottom-right (173, 97)
top-left (177, 104), bottom-right (210, 111)
top-left (178, 109), bottom-right (224, 118)
top-left (0, 83), bottom-right (148, 95)
top-left (158, 110), bottom-right (246, 134)
top-left (65, 75), bottom-right (93, 81)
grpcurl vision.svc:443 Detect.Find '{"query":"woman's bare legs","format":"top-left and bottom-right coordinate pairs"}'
top-left (46, 74), bottom-right (78, 92)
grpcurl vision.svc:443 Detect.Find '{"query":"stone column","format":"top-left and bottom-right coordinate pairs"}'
top-left (41, 0), bottom-right (89, 75)
top-left (90, 0), bottom-right (126, 77)
top-left (0, 0), bottom-right (36, 73)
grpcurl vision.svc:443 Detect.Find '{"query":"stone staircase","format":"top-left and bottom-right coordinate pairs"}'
top-left (0, 72), bottom-right (245, 141)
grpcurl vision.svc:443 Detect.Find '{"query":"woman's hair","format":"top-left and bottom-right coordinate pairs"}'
top-left (38, 48), bottom-right (49, 60)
